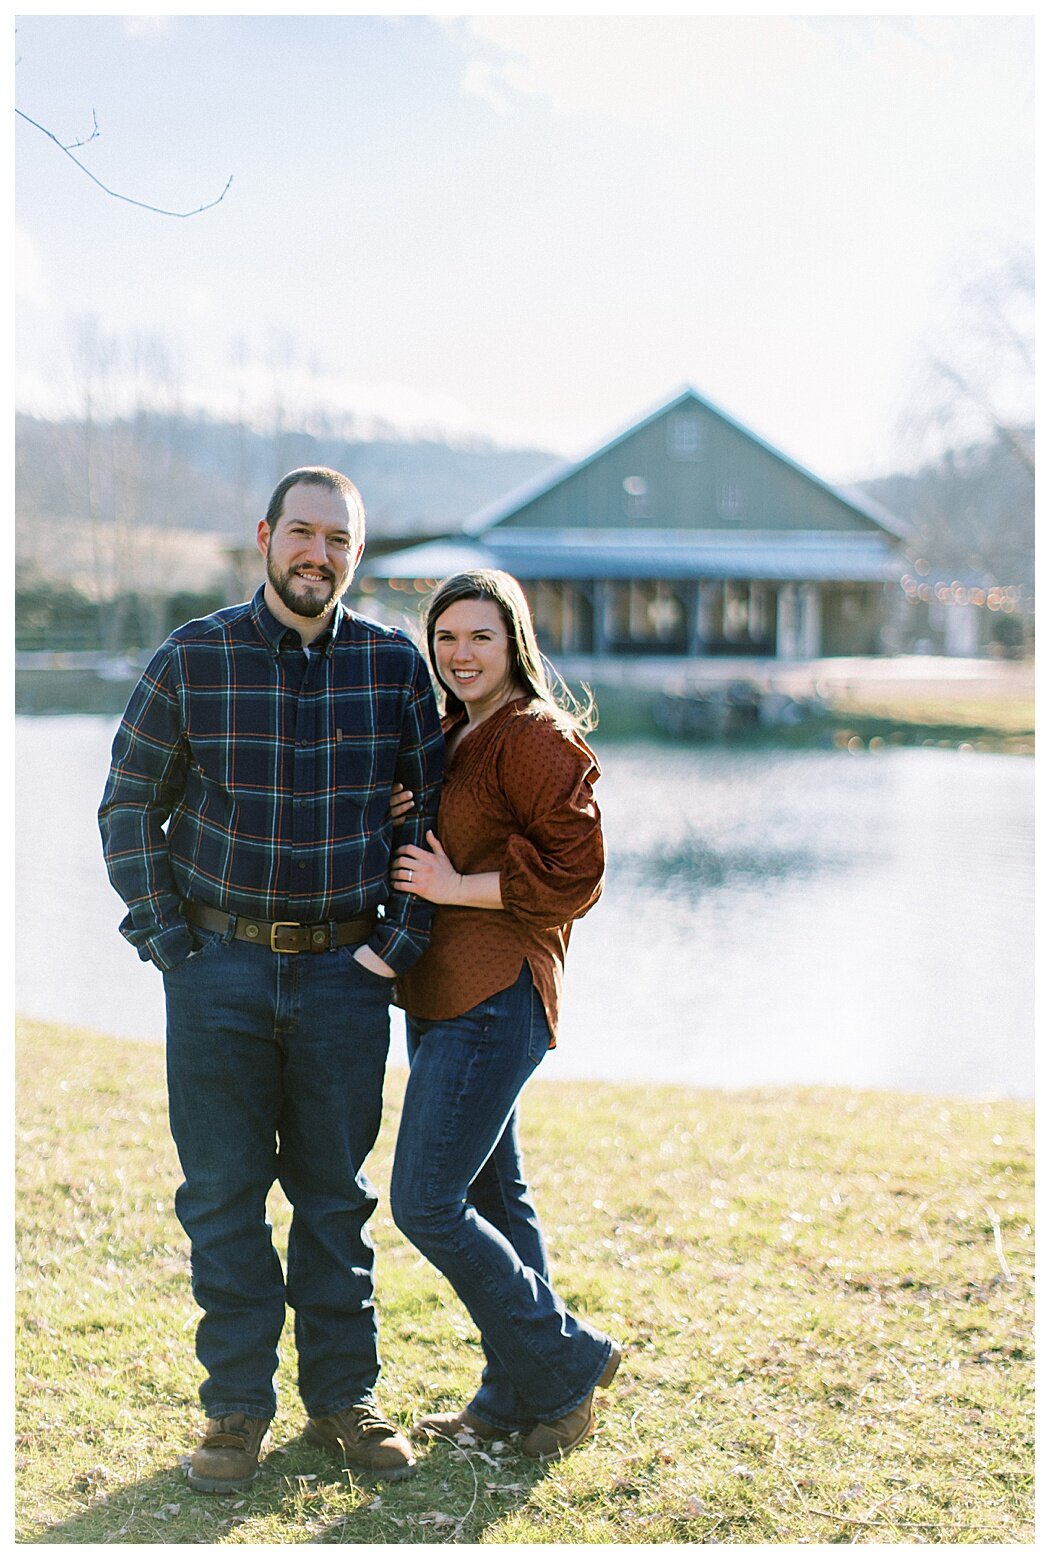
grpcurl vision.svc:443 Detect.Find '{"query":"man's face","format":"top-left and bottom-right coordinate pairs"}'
top-left (257, 482), bottom-right (364, 622)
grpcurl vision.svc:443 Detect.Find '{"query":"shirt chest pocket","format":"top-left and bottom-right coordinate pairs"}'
top-left (336, 721), bottom-right (405, 809)
top-left (335, 728), bottom-right (376, 804)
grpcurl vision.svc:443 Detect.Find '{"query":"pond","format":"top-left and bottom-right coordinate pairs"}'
top-left (16, 716), bottom-right (1033, 1099)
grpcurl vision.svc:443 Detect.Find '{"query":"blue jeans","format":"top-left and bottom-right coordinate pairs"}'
top-left (162, 921), bottom-right (392, 1420)
top-left (391, 965), bottom-right (614, 1429)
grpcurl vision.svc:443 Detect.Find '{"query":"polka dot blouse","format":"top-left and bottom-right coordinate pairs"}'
top-left (395, 696), bottom-right (605, 1046)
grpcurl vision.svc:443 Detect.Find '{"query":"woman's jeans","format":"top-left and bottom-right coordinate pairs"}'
top-left (162, 923), bottom-right (392, 1421)
top-left (391, 964), bottom-right (614, 1429)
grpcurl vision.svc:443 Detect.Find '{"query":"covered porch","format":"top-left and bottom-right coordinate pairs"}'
top-left (360, 528), bottom-right (899, 661)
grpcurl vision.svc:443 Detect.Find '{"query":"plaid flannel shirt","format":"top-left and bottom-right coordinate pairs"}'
top-left (99, 587), bottom-right (444, 974)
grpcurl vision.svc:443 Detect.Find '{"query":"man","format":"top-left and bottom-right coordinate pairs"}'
top-left (100, 467), bottom-right (443, 1492)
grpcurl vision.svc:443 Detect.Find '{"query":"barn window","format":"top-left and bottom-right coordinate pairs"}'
top-left (668, 415), bottom-right (703, 460)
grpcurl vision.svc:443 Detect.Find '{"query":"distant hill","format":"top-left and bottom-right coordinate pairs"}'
top-left (14, 412), bottom-right (559, 548)
top-left (16, 411), bottom-right (1033, 604)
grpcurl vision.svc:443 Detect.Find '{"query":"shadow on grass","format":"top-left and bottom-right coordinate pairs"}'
top-left (27, 1425), bottom-right (552, 1545)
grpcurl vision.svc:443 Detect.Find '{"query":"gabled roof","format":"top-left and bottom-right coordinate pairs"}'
top-left (464, 385), bottom-right (909, 541)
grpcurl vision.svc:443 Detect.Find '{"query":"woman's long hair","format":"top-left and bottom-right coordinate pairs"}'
top-left (423, 570), bottom-right (596, 733)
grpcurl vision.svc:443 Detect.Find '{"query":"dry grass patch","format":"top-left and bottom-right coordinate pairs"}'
top-left (16, 1017), bottom-right (1033, 1543)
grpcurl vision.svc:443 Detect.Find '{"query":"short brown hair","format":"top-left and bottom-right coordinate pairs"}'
top-left (263, 467), bottom-right (365, 547)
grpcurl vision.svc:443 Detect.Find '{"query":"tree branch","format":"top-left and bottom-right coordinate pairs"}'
top-left (930, 357), bottom-right (1035, 480)
top-left (65, 108), bottom-right (100, 151)
top-left (16, 107), bottom-right (232, 217)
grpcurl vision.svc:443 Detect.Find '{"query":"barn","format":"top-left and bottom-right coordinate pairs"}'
top-left (364, 387), bottom-right (909, 662)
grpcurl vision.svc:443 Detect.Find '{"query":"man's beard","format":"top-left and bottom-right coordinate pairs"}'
top-left (266, 552), bottom-right (349, 619)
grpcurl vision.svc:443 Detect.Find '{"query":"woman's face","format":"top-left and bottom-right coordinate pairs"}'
top-left (432, 597), bottom-right (520, 721)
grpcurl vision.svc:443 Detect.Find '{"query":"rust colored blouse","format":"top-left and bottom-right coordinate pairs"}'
top-left (395, 695), bottom-right (604, 1045)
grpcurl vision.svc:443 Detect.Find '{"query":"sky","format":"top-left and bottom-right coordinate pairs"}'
top-left (14, 7), bottom-right (1034, 484)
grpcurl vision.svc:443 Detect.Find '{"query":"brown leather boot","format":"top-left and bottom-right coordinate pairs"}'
top-left (187, 1413), bottom-right (271, 1493)
top-left (306, 1402), bottom-right (417, 1481)
top-left (413, 1406), bottom-right (506, 1443)
top-left (521, 1344), bottom-right (622, 1460)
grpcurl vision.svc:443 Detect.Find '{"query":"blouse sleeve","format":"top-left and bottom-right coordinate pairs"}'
top-left (496, 711), bottom-right (605, 932)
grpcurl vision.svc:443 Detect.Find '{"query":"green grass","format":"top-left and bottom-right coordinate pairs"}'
top-left (586, 678), bottom-right (1035, 752)
top-left (16, 1016), bottom-right (1034, 1544)
top-left (822, 687), bottom-right (1035, 754)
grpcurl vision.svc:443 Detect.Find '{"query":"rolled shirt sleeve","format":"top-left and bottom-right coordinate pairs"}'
top-left (496, 713), bottom-right (605, 933)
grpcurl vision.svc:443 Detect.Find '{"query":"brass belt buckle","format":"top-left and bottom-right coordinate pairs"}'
top-left (269, 920), bottom-right (302, 953)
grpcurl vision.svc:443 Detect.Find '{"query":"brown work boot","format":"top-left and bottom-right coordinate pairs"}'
top-left (413, 1406), bottom-right (506, 1443)
top-left (521, 1344), bottom-right (622, 1460)
top-left (306, 1401), bottom-right (417, 1481)
top-left (187, 1413), bottom-right (271, 1493)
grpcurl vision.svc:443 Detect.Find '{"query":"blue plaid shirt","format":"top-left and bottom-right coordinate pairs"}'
top-left (100, 587), bottom-right (444, 974)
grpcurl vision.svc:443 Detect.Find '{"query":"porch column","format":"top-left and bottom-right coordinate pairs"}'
top-left (776, 584), bottom-right (799, 659)
top-left (688, 582), bottom-right (704, 656)
top-left (944, 602), bottom-right (980, 656)
top-left (592, 580), bottom-right (610, 656)
top-left (695, 583), bottom-right (720, 653)
top-left (799, 584), bottom-right (822, 658)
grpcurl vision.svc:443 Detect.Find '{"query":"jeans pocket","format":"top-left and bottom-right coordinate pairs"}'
top-left (165, 926), bottom-right (224, 977)
top-left (527, 985), bottom-right (551, 1063)
top-left (346, 946), bottom-right (395, 989)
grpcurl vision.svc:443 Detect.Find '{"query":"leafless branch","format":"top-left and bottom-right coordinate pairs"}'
top-left (930, 357), bottom-right (1035, 479)
top-left (64, 108), bottom-right (100, 151)
top-left (15, 107), bottom-right (232, 217)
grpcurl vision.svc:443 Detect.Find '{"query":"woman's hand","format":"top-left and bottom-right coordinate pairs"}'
top-left (389, 782), bottom-right (414, 824)
top-left (391, 831), bottom-right (464, 904)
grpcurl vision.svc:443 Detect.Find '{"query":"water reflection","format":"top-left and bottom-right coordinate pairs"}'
top-left (621, 835), bottom-right (835, 897)
top-left (556, 741), bottom-right (1033, 1098)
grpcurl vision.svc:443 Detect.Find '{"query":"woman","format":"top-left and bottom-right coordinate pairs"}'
top-left (388, 569), bottom-right (620, 1459)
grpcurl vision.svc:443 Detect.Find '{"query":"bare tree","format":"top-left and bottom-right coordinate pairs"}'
top-left (903, 244), bottom-right (1034, 480)
top-left (52, 320), bottom-right (198, 651)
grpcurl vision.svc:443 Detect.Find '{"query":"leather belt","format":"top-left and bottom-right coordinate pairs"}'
top-left (184, 901), bottom-right (377, 954)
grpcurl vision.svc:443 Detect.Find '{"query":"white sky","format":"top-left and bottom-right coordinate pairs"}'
top-left (13, 6), bottom-right (1035, 482)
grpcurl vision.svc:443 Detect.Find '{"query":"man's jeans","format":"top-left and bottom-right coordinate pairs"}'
top-left (163, 922), bottom-right (392, 1420)
top-left (391, 964), bottom-right (614, 1429)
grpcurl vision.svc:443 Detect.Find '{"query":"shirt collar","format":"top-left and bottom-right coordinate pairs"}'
top-left (250, 585), bottom-right (347, 658)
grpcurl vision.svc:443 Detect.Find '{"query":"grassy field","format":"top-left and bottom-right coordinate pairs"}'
top-left (821, 685), bottom-right (1035, 754)
top-left (15, 1016), bottom-right (1034, 1545)
top-left (586, 670), bottom-right (1035, 753)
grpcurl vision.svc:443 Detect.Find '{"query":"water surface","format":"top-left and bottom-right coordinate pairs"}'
top-left (17, 717), bottom-right (1033, 1098)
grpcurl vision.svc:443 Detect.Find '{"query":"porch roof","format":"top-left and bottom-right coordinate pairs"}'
top-left (366, 529), bottom-right (904, 585)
